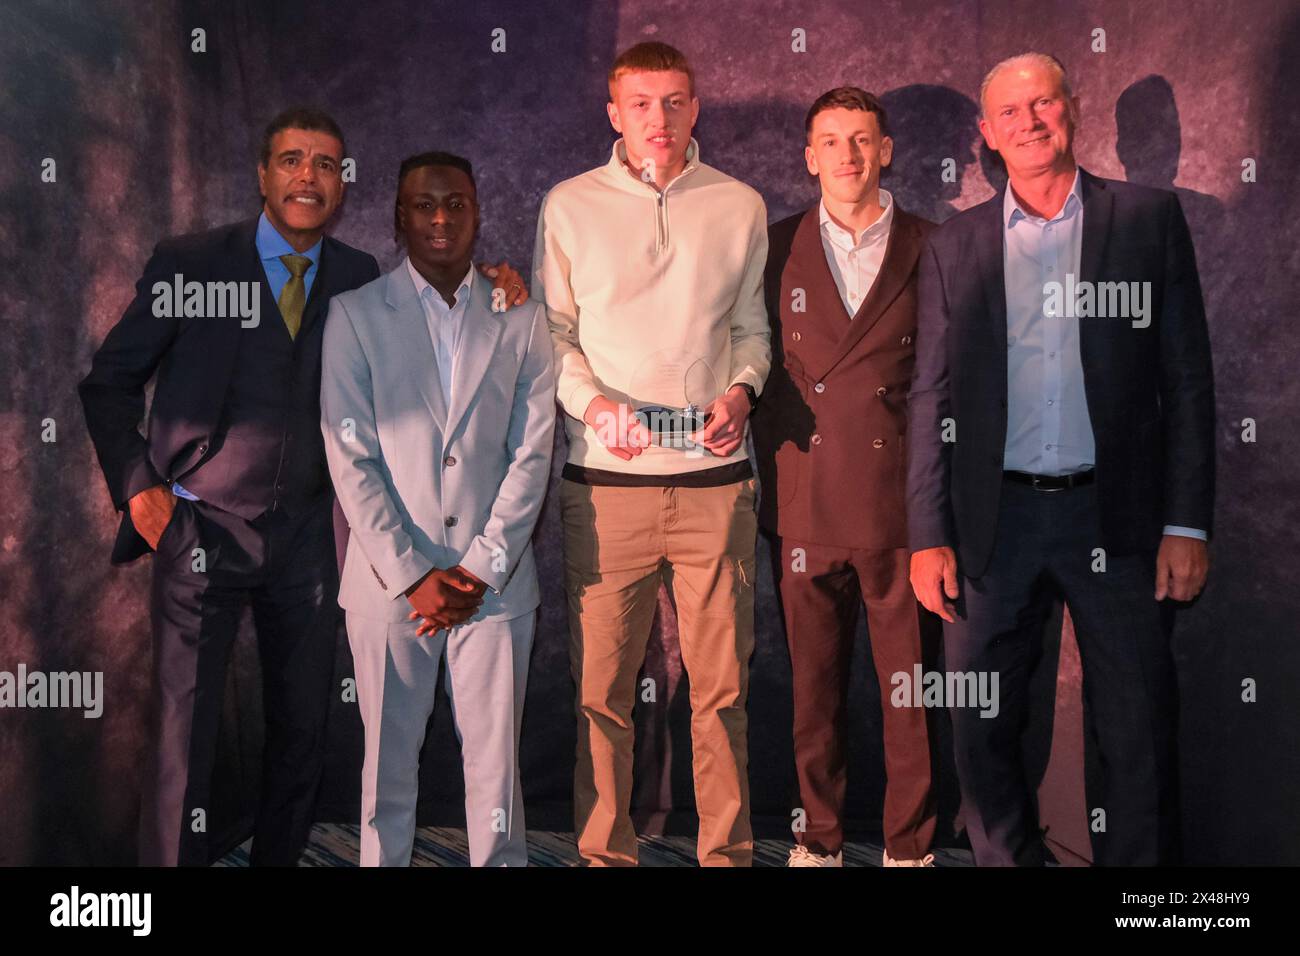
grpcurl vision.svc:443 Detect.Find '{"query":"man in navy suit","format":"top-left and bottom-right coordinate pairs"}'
top-left (79, 108), bottom-right (528, 866)
top-left (907, 54), bottom-right (1215, 865)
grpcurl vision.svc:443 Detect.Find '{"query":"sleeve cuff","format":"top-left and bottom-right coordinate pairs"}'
top-left (117, 458), bottom-right (167, 510)
top-left (1162, 525), bottom-right (1207, 541)
top-left (459, 538), bottom-right (510, 595)
top-left (391, 552), bottom-right (437, 599)
top-left (728, 367), bottom-right (765, 398)
top-left (565, 382), bottom-right (603, 423)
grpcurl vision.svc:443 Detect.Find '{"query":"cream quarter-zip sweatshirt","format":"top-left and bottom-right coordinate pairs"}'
top-left (532, 138), bottom-right (771, 474)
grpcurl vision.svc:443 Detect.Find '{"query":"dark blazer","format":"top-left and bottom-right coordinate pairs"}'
top-left (906, 168), bottom-right (1216, 578)
top-left (753, 203), bottom-right (933, 549)
top-left (79, 217), bottom-right (380, 564)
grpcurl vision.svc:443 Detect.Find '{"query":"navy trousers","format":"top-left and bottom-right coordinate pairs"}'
top-left (944, 478), bottom-right (1180, 866)
top-left (139, 494), bottom-right (339, 866)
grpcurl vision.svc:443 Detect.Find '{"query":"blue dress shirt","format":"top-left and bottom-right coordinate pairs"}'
top-left (1001, 170), bottom-right (1204, 542)
top-left (256, 210), bottom-right (322, 302)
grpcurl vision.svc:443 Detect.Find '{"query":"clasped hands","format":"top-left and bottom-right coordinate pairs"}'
top-left (405, 565), bottom-right (488, 637)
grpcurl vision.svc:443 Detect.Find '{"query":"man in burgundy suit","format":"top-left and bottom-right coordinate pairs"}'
top-left (752, 87), bottom-right (938, 867)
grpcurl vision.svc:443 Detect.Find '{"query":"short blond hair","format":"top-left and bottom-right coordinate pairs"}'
top-left (979, 52), bottom-right (1073, 118)
top-left (608, 41), bottom-right (695, 100)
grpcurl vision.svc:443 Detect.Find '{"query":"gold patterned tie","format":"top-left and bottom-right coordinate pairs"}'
top-left (277, 254), bottom-right (312, 339)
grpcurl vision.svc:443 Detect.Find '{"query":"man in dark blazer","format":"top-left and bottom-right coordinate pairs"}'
top-left (753, 88), bottom-right (938, 867)
top-left (78, 107), bottom-right (530, 866)
top-left (907, 54), bottom-right (1215, 866)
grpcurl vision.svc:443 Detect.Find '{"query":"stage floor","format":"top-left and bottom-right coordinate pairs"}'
top-left (216, 824), bottom-right (976, 867)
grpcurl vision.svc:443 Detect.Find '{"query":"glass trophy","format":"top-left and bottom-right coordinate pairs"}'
top-left (628, 349), bottom-right (719, 450)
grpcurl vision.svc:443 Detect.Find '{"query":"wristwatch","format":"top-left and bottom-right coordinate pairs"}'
top-left (733, 382), bottom-right (758, 410)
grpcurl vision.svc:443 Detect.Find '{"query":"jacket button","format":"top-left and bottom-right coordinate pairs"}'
top-left (791, 331), bottom-right (802, 342)
top-left (873, 438), bottom-right (886, 448)
top-left (900, 335), bottom-right (913, 346)
top-left (445, 516), bottom-right (458, 527)
top-left (811, 434), bottom-right (822, 446)
top-left (814, 382), bottom-right (825, 394)
top-left (876, 386), bottom-right (887, 397)
top-left (444, 455), bottom-right (457, 467)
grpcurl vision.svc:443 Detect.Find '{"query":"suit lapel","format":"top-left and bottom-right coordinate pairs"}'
top-left (1078, 169), bottom-right (1113, 290)
top-left (782, 210), bottom-right (847, 373)
top-left (792, 208), bottom-right (852, 324)
top-left (212, 218), bottom-right (264, 392)
top-left (1077, 168), bottom-right (1114, 376)
top-left (384, 265), bottom-right (450, 429)
top-left (785, 208), bottom-right (848, 325)
top-left (444, 273), bottom-right (503, 443)
top-left (229, 218), bottom-right (280, 325)
top-left (974, 191), bottom-right (1009, 348)
top-left (821, 210), bottom-right (922, 377)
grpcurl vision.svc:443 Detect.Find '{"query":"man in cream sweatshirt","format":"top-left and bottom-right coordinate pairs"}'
top-left (533, 41), bottom-right (770, 866)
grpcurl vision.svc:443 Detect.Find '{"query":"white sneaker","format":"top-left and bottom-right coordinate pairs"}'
top-left (882, 850), bottom-right (936, 867)
top-left (788, 845), bottom-right (843, 867)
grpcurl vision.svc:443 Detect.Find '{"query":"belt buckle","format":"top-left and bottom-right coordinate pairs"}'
top-left (1032, 474), bottom-right (1064, 492)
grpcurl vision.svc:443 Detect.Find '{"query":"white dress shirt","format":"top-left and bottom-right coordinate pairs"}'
top-left (818, 189), bottom-right (894, 316)
top-left (407, 257), bottom-right (473, 410)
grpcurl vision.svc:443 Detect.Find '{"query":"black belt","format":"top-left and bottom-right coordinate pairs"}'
top-left (1003, 469), bottom-right (1095, 491)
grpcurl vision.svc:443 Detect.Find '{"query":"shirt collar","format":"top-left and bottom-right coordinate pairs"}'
top-left (406, 257), bottom-right (475, 309)
top-left (256, 211), bottom-right (322, 265)
top-left (1004, 168), bottom-right (1083, 228)
top-left (608, 137), bottom-right (701, 185)
top-left (819, 188), bottom-right (895, 249)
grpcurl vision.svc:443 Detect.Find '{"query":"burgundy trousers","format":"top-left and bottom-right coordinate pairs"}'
top-left (769, 534), bottom-right (937, 859)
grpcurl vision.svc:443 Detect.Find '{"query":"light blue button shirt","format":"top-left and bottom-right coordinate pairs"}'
top-left (256, 210), bottom-right (322, 302)
top-left (1001, 170), bottom-right (1204, 542)
top-left (171, 213), bottom-right (323, 503)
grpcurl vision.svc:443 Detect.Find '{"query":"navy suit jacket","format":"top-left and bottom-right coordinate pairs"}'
top-left (79, 217), bottom-right (380, 564)
top-left (906, 169), bottom-right (1215, 578)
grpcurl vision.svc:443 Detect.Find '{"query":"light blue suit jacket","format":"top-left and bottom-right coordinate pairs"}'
top-left (321, 262), bottom-right (556, 623)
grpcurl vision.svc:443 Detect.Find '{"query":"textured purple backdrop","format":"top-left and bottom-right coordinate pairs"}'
top-left (1, 0), bottom-right (1297, 865)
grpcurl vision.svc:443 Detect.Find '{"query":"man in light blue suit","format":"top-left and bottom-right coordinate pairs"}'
top-left (320, 151), bottom-right (555, 866)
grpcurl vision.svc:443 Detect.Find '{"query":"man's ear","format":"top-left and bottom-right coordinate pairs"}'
top-left (257, 162), bottom-right (267, 198)
top-left (606, 100), bottom-right (623, 134)
top-left (880, 135), bottom-right (894, 168)
top-left (804, 144), bottom-right (818, 177)
top-left (978, 117), bottom-right (998, 152)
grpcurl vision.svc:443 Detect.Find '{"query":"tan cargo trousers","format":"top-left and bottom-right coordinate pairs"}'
top-left (560, 477), bottom-right (758, 866)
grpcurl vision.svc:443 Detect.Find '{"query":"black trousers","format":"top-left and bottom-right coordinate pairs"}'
top-left (140, 494), bottom-right (339, 866)
top-left (945, 479), bottom-right (1180, 866)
